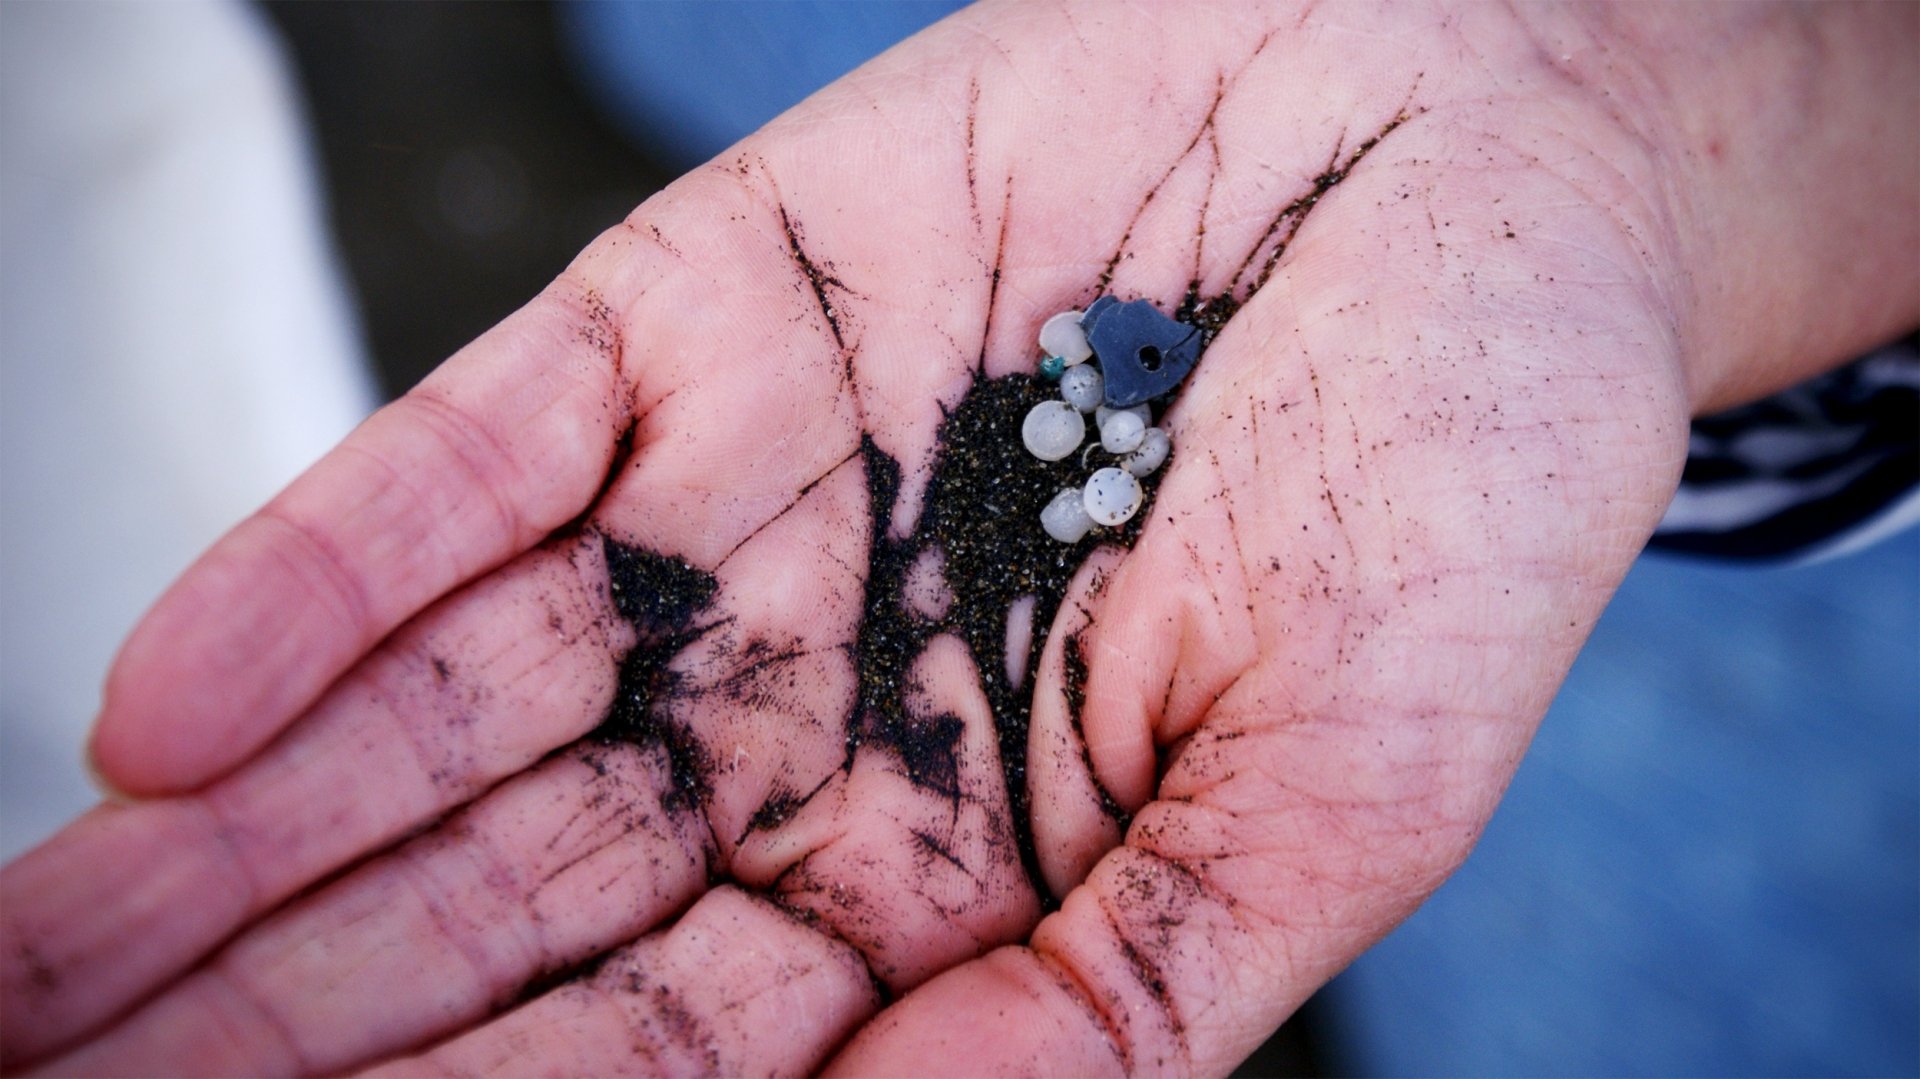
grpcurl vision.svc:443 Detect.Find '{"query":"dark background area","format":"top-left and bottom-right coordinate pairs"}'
top-left (262, 0), bottom-right (671, 397)
top-left (258, 2), bottom-right (1327, 1073)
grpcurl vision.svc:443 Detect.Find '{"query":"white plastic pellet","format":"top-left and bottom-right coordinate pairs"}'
top-left (1040, 487), bottom-right (1095, 543)
top-left (1099, 409), bottom-right (1146, 454)
top-left (1039, 310), bottom-right (1094, 365)
top-left (1094, 402), bottom-right (1151, 431)
top-left (1122, 427), bottom-right (1171, 477)
top-left (1021, 400), bottom-right (1086, 461)
top-left (1059, 364), bottom-right (1103, 412)
top-left (1083, 467), bottom-right (1143, 527)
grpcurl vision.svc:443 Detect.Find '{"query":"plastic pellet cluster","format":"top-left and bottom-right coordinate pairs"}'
top-left (1023, 298), bottom-right (1193, 541)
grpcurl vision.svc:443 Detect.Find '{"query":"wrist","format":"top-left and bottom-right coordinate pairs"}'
top-left (1516, 3), bottom-right (1920, 413)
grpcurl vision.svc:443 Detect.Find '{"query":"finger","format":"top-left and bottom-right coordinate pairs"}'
top-left (91, 264), bottom-right (637, 796)
top-left (14, 390), bottom-right (887, 1068)
top-left (362, 886), bottom-right (880, 1079)
top-left (33, 743), bottom-right (708, 1077)
top-left (833, 628), bottom-right (1559, 1079)
top-left (0, 801), bottom-right (250, 1072)
top-left (826, 946), bottom-right (1130, 1078)
top-left (3, 534), bottom-right (629, 1064)
top-left (827, 757), bottom-right (1489, 1078)
top-left (1025, 545), bottom-right (1131, 898)
top-left (1070, 444), bottom-right (1262, 813)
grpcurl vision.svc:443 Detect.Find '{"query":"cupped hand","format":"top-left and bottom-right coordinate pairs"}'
top-left (7, 2), bottom-right (1906, 1075)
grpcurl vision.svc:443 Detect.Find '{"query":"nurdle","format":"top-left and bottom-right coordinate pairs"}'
top-left (1038, 310), bottom-right (1094, 366)
top-left (1060, 364), bottom-right (1103, 412)
top-left (1099, 409), bottom-right (1146, 454)
top-left (1021, 400), bottom-right (1085, 462)
top-left (1083, 467), bottom-right (1144, 527)
top-left (1121, 427), bottom-right (1171, 478)
top-left (1040, 487), bottom-right (1095, 543)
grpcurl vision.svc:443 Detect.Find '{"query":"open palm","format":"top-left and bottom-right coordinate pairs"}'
top-left (4, 4), bottom-right (1710, 1075)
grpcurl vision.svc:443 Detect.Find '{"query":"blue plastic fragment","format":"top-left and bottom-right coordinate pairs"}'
top-left (1081, 295), bottom-right (1120, 328)
top-left (1078, 297), bottom-right (1202, 407)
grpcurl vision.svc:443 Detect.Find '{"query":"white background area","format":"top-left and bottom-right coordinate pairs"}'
top-left (1, 0), bottom-right (376, 861)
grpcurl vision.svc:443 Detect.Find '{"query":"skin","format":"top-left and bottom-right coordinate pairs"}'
top-left (4, 2), bottom-right (1915, 1075)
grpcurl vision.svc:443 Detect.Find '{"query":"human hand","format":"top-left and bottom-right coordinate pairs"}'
top-left (6, 3), bottom-right (1914, 1076)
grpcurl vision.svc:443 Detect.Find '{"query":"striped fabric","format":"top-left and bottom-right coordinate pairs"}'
top-left (1652, 334), bottom-right (1920, 562)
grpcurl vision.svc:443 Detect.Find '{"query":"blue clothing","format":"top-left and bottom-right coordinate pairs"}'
top-left (559, 1), bottom-right (965, 174)
top-left (1325, 532), bottom-right (1919, 1075)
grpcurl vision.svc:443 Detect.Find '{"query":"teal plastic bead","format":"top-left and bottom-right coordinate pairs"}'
top-left (1038, 354), bottom-right (1066, 380)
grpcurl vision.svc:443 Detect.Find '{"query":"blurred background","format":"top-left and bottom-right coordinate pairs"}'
top-left (1, 3), bottom-right (1913, 1075)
